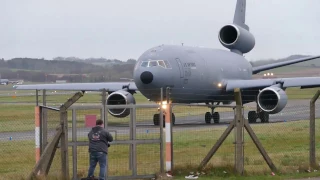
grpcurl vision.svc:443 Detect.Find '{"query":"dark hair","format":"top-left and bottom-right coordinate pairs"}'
top-left (96, 119), bottom-right (103, 125)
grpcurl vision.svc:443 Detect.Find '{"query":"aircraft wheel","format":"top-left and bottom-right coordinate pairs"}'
top-left (162, 113), bottom-right (175, 126)
top-left (205, 112), bottom-right (212, 124)
top-left (153, 114), bottom-right (165, 127)
top-left (161, 115), bottom-right (165, 127)
top-left (172, 113), bottom-right (176, 125)
top-left (248, 111), bottom-right (257, 123)
top-left (213, 112), bottom-right (220, 124)
top-left (153, 114), bottom-right (160, 126)
top-left (259, 111), bottom-right (269, 123)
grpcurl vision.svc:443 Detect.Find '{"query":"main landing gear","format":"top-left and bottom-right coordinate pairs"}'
top-left (205, 106), bottom-right (220, 124)
top-left (153, 113), bottom-right (176, 126)
top-left (248, 105), bottom-right (269, 123)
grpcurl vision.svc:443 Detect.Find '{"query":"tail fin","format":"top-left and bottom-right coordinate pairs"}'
top-left (233, 0), bottom-right (249, 31)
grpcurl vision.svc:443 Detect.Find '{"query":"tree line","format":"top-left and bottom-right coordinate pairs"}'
top-left (0, 58), bottom-right (136, 82)
top-left (0, 55), bottom-right (318, 83)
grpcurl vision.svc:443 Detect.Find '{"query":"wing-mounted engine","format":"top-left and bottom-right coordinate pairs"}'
top-left (218, 24), bottom-right (255, 54)
top-left (106, 90), bottom-right (136, 118)
top-left (257, 86), bottom-right (288, 114)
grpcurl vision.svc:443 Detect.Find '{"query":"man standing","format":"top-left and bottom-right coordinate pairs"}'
top-left (87, 119), bottom-right (113, 180)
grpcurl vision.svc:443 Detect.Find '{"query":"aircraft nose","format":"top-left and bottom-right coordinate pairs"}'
top-left (140, 71), bottom-right (153, 84)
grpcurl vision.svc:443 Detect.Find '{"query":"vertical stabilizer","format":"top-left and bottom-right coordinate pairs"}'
top-left (218, 0), bottom-right (255, 55)
top-left (233, 0), bottom-right (249, 31)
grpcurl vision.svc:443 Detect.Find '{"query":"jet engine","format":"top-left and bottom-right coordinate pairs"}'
top-left (218, 24), bottom-right (255, 54)
top-left (257, 86), bottom-right (288, 114)
top-left (106, 90), bottom-right (136, 118)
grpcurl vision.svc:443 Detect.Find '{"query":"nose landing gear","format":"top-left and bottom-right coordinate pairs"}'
top-left (153, 113), bottom-right (175, 126)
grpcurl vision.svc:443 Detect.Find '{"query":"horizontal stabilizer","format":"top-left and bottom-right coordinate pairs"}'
top-left (252, 55), bottom-right (320, 74)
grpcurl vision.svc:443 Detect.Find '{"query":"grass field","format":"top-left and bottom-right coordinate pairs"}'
top-left (1, 120), bottom-right (320, 179)
top-left (0, 103), bottom-right (235, 133)
top-left (1, 86), bottom-right (319, 102)
top-left (0, 90), bottom-right (151, 104)
top-left (257, 66), bottom-right (315, 74)
top-left (1, 83), bottom-right (320, 179)
top-left (0, 86), bottom-right (318, 130)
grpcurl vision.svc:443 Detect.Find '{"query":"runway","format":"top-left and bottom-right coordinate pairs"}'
top-left (0, 99), bottom-right (319, 142)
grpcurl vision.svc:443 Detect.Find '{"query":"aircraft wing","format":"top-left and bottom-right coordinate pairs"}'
top-left (13, 82), bottom-right (138, 92)
top-left (225, 77), bottom-right (320, 91)
top-left (252, 55), bottom-right (320, 74)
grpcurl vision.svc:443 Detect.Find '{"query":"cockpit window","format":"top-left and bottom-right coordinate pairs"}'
top-left (141, 61), bottom-right (148, 67)
top-left (140, 60), bottom-right (172, 69)
top-left (158, 60), bottom-right (166, 68)
top-left (164, 60), bottom-right (171, 68)
top-left (149, 61), bottom-right (158, 67)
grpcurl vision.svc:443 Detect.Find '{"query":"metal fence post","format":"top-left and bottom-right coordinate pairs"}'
top-left (160, 88), bottom-right (164, 173)
top-left (42, 90), bottom-right (48, 149)
top-left (36, 90), bottom-right (39, 106)
top-left (35, 106), bottom-right (41, 163)
top-left (72, 109), bottom-right (77, 180)
top-left (129, 108), bottom-right (134, 170)
top-left (165, 87), bottom-right (173, 173)
top-left (132, 106), bottom-right (137, 176)
top-left (101, 89), bottom-right (107, 126)
top-left (60, 110), bottom-right (69, 179)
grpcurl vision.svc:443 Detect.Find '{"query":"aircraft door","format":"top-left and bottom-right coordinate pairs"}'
top-left (175, 58), bottom-right (184, 78)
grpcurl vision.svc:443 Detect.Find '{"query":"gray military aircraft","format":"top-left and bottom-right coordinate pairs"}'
top-left (14, 0), bottom-right (320, 125)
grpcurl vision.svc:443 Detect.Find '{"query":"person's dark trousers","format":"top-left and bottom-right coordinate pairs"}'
top-left (87, 151), bottom-right (107, 180)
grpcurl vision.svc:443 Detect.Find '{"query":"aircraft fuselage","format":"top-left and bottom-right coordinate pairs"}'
top-left (133, 45), bottom-right (253, 104)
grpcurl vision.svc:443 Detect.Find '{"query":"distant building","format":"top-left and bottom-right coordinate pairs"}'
top-left (56, 80), bottom-right (67, 83)
top-left (9, 79), bottom-right (24, 84)
top-left (0, 79), bottom-right (9, 85)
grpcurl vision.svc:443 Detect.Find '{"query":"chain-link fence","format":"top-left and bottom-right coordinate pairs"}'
top-left (41, 106), bottom-right (64, 179)
top-left (72, 105), bottom-right (163, 179)
top-left (0, 103), bottom-right (35, 180)
top-left (171, 104), bottom-right (236, 171)
top-left (170, 89), bottom-right (320, 176)
top-left (1, 88), bottom-right (320, 179)
top-left (0, 90), bottom-right (91, 180)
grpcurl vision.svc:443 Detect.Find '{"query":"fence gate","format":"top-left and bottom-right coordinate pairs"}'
top-left (68, 104), bottom-right (164, 180)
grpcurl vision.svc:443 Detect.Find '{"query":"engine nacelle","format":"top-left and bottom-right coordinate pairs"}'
top-left (106, 90), bottom-right (136, 118)
top-left (257, 86), bottom-right (288, 114)
top-left (218, 24), bottom-right (255, 54)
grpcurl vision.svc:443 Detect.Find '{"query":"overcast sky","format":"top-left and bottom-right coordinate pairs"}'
top-left (1, 0), bottom-right (320, 61)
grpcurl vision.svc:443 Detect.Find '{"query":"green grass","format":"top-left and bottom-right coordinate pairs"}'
top-left (10, 68), bottom-right (43, 72)
top-left (257, 66), bottom-right (312, 74)
top-left (0, 88), bottom-right (237, 132)
top-left (1, 120), bottom-right (320, 179)
top-left (0, 83), bottom-right (319, 179)
top-left (0, 103), bottom-right (234, 132)
top-left (0, 91), bottom-right (151, 104)
top-left (0, 87), bottom-right (319, 104)
top-left (173, 172), bottom-right (320, 180)
top-left (1, 86), bottom-right (318, 133)
top-left (286, 87), bottom-right (320, 99)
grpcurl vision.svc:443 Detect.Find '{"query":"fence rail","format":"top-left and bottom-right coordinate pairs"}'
top-left (0, 89), bottom-right (320, 179)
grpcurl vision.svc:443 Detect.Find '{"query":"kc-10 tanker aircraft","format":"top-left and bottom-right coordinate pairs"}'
top-left (15, 0), bottom-right (320, 125)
